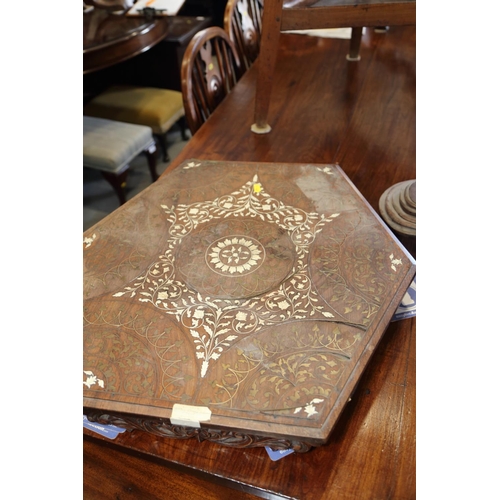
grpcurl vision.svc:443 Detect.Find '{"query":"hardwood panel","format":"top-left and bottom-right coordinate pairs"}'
top-left (84, 436), bottom-right (260, 500)
top-left (393, 317), bottom-right (416, 498)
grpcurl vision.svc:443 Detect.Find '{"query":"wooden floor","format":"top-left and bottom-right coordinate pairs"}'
top-left (84, 25), bottom-right (415, 499)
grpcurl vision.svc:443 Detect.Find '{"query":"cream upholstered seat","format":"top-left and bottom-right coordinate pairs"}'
top-left (83, 85), bottom-right (186, 162)
top-left (83, 116), bottom-right (158, 205)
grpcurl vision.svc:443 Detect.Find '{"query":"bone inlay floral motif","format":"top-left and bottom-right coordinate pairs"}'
top-left (206, 236), bottom-right (264, 275)
top-left (113, 172), bottom-right (341, 377)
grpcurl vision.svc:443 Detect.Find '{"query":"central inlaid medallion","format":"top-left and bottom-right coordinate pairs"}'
top-left (176, 219), bottom-right (296, 300)
top-left (206, 236), bottom-right (264, 276)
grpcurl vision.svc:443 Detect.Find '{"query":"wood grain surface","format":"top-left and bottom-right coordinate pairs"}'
top-left (252, 0), bottom-right (415, 129)
top-left (84, 25), bottom-right (416, 499)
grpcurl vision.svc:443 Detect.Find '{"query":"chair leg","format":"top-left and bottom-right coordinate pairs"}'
top-left (347, 27), bottom-right (363, 61)
top-left (156, 132), bottom-right (170, 163)
top-left (251, 0), bottom-right (283, 134)
top-left (178, 116), bottom-right (190, 141)
top-left (101, 169), bottom-right (128, 205)
top-left (145, 142), bottom-right (159, 182)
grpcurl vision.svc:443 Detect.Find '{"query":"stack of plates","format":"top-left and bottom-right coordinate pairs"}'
top-left (379, 180), bottom-right (416, 236)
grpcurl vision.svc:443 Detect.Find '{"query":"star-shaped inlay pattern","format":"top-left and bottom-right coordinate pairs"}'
top-left (114, 173), bottom-right (340, 377)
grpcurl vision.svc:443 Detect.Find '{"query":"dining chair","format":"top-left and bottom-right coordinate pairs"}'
top-left (251, 0), bottom-right (416, 134)
top-left (83, 116), bottom-right (158, 205)
top-left (83, 84), bottom-right (187, 162)
top-left (181, 27), bottom-right (242, 135)
top-left (223, 0), bottom-right (264, 73)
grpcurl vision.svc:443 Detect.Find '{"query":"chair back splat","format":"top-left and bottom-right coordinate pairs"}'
top-left (224, 0), bottom-right (264, 72)
top-left (181, 27), bottom-right (242, 135)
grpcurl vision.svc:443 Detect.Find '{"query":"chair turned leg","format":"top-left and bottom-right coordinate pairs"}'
top-left (251, 0), bottom-right (283, 134)
top-left (101, 169), bottom-right (128, 205)
top-left (346, 27), bottom-right (363, 61)
top-left (179, 116), bottom-right (190, 141)
top-left (145, 142), bottom-right (159, 182)
top-left (156, 132), bottom-right (170, 163)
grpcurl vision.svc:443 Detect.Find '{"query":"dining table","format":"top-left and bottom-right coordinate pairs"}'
top-left (83, 8), bottom-right (213, 96)
top-left (83, 6), bottom-right (174, 75)
top-left (83, 24), bottom-right (416, 500)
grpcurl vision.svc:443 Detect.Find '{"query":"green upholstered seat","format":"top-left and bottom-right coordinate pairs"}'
top-left (83, 85), bottom-right (186, 161)
top-left (83, 116), bottom-right (158, 205)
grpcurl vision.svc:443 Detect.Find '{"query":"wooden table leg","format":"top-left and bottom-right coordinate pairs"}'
top-left (251, 0), bottom-right (283, 134)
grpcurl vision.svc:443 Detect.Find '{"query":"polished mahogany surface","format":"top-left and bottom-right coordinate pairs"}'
top-left (84, 25), bottom-right (416, 499)
top-left (83, 9), bottom-right (214, 75)
top-left (83, 11), bottom-right (214, 96)
top-left (83, 8), bottom-right (172, 74)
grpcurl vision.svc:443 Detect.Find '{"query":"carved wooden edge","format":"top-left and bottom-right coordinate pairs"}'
top-left (84, 409), bottom-right (315, 453)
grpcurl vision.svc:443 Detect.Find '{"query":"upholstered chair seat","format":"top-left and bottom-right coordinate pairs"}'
top-left (83, 115), bottom-right (158, 205)
top-left (83, 85), bottom-right (186, 162)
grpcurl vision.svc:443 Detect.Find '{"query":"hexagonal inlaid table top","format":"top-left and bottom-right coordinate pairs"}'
top-left (83, 159), bottom-right (416, 452)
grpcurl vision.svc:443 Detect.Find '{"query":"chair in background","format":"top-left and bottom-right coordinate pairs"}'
top-left (83, 116), bottom-right (158, 205)
top-left (251, 0), bottom-right (416, 134)
top-left (181, 27), bottom-right (242, 135)
top-left (83, 85), bottom-right (188, 162)
top-left (223, 0), bottom-right (264, 73)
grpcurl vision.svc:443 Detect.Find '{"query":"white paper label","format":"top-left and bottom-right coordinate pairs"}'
top-left (170, 404), bottom-right (212, 428)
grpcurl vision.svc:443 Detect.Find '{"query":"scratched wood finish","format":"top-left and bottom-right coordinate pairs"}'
top-left (84, 26), bottom-right (415, 499)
